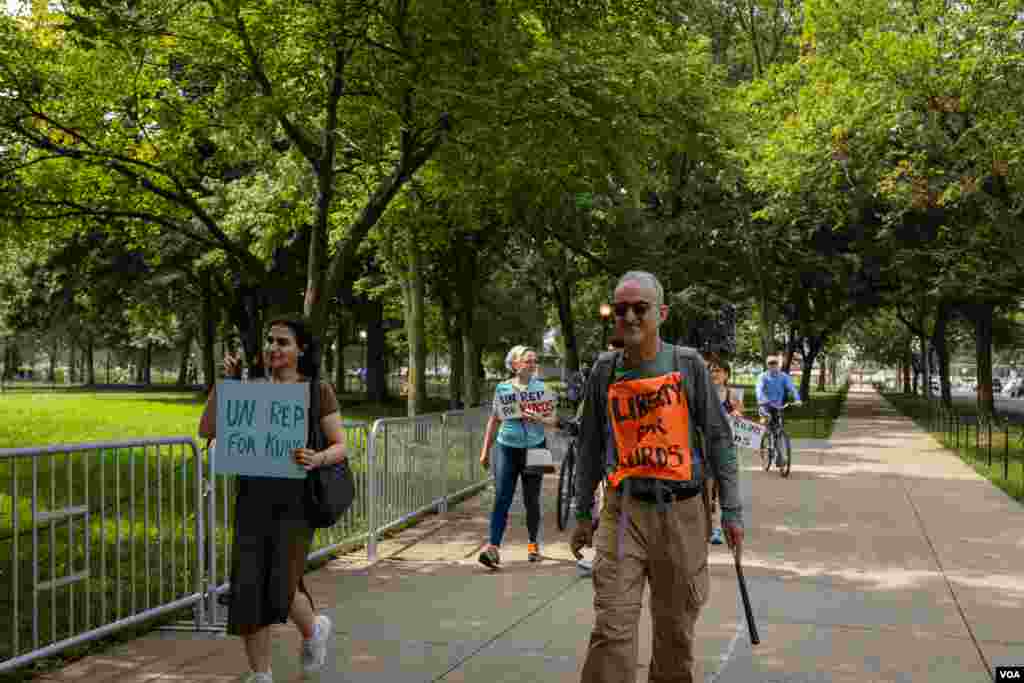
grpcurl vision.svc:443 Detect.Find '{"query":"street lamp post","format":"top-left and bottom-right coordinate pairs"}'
top-left (359, 330), bottom-right (368, 390)
top-left (599, 303), bottom-right (613, 349)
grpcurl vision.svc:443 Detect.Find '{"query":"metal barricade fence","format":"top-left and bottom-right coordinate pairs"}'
top-left (366, 406), bottom-right (493, 562)
top-left (0, 407), bottom-right (496, 669)
top-left (0, 438), bottom-right (204, 673)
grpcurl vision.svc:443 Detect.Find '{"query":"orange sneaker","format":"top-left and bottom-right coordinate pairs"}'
top-left (527, 542), bottom-right (540, 563)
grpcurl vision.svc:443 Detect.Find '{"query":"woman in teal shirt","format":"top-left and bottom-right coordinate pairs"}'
top-left (478, 345), bottom-right (557, 568)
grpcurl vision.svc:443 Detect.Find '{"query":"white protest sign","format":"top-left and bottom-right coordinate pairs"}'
top-left (214, 380), bottom-right (310, 479)
top-left (728, 414), bottom-right (766, 451)
top-left (495, 388), bottom-right (557, 420)
top-left (729, 387), bottom-right (744, 406)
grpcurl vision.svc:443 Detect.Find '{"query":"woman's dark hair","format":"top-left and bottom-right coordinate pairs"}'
top-left (266, 316), bottom-right (324, 449)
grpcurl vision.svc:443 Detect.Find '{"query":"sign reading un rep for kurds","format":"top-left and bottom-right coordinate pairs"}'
top-left (214, 380), bottom-right (309, 479)
top-left (495, 388), bottom-right (557, 420)
top-left (728, 414), bottom-right (766, 451)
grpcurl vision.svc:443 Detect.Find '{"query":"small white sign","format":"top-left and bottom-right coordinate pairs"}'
top-left (494, 388), bottom-right (557, 420)
top-left (728, 414), bottom-right (766, 451)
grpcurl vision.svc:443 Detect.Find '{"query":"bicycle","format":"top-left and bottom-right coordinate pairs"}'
top-left (556, 417), bottom-right (605, 531)
top-left (557, 418), bottom-right (580, 531)
top-left (759, 403), bottom-right (796, 478)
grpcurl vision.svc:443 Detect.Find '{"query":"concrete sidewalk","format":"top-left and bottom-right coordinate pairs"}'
top-left (38, 388), bottom-right (1024, 682)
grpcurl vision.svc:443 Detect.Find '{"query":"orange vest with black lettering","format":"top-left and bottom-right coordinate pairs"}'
top-left (606, 371), bottom-right (693, 487)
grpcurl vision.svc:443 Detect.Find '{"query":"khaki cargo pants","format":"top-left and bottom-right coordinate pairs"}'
top-left (580, 487), bottom-right (710, 683)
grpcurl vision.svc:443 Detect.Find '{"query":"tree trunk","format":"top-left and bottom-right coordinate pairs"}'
top-left (817, 355), bottom-right (827, 391)
top-left (143, 342), bottom-right (153, 385)
top-left (365, 299), bottom-right (388, 403)
top-left (971, 303), bottom-right (996, 416)
top-left (453, 235), bottom-right (481, 406)
top-left (461, 306), bottom-right (481, 407)
top-left (70, 341), bottom-right (79, 384)
top-left (552, 269), bottom-right (580, 375)
top-left (903, 343), bottom-right (913, 395)
top-left (335, 317), bottom-right (346, 395)
top-left (930, 301), bottom-right (952, 407)
top-left (919, 334), bottom-right (931, 399)
top-left (2, 341), bottom-right (11, 381)
top-left (85, 337), bottom-right (95, 385)
top-left (798, 336), bottom-right (824, 401)
top-left (782, 326), bottom-right (799, 374)
top-left (307, 123), bottom-right (448, 339)
top-left (322, 319), bottom-right (335, 381)
top-left (176, 328), bottom-right (193, 387)
top-left (48, 338), bottom-right (58, 383)
top-left (439, 290), bottom-right (463, 407)
top-left (201, 270), bottom-right (218, 391)
top-left (758, 299), bottom-right (776, 363)
top-left (403, 235), bottom-right (428, 416)
top-left (229, 281), bottom-right (267, 380)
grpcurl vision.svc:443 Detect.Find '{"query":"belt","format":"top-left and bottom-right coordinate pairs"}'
top-left (629, 486), bottom-right (701, 504)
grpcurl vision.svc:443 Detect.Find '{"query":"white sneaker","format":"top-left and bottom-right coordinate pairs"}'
top-left (577, 558), bottom-right (593, 574)
top-left (301, 615), bottom-right (332, 674)
top-left (241, 672), bottom-right (273, 683)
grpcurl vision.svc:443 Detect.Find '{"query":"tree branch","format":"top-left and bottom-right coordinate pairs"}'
top-left (10, 123), bottom-right (244, 257)
top-left (233, 8), bottom-right (321, 163)
top-left (11, 200), bottom-right (219, 249)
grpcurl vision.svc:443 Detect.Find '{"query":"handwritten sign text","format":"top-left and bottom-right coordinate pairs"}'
top-left (214, 380), bottom-right (309, 479)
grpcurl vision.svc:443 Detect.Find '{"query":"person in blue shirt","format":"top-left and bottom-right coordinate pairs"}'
top-left (756, 356), bottom-right (802, 463)
top-left (478, 345), bottom-right (556, 568)
top-left (756, 356), bottom-right (801, 414)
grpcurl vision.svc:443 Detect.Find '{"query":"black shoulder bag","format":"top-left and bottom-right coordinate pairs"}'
top-left (304, 379), bottom-right (357, 529)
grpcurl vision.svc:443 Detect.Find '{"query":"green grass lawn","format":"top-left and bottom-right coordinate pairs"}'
top-left (0, 388), bottom-right (462, 450)
top-left (884, 393), bottom-right (1024, 504)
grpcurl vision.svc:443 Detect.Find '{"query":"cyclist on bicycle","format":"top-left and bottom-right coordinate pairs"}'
top-left (756, 355), bottom-right (801, 463)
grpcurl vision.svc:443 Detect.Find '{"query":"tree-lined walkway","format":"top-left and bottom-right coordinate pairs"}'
top-left (35, 389), bottom-right (1024, 682)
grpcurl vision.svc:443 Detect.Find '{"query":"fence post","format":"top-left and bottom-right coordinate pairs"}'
top-left (367, 420), bottom-right (380, 563)
top-left (1005, 423), bottom-right (1010, 481)
top-left (987, 419), bottom-right (992, 468)
top-left (439, 415), bottom-right (449, 515)
top-left (192, 439), bottom-right (205, 630)
top-left (205, 440), bottom-right (217, 628)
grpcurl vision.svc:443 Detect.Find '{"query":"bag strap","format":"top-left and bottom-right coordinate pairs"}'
top-left (673, 345), bottom-right (709, 484)
top-left (308, 379), bottom-right (325, 452)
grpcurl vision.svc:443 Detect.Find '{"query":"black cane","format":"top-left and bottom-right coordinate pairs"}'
top-left (732, 546), bottom-right (760, 645)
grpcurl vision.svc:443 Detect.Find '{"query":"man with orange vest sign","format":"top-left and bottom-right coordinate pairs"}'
top-left (570, 271), bottom-right (743, 683)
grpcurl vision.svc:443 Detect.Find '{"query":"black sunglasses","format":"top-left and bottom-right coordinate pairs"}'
top-left (613, 301), bottom-right (653, 319)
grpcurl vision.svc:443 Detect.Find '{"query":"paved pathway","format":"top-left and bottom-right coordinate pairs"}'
top-left (38, 389), bottom-right (1024, 682)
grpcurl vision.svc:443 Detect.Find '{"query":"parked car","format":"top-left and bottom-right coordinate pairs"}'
top-left (1005, 377), bottom-right (1024, 398)
top-left (992, 377), bottom-right (1003, 393)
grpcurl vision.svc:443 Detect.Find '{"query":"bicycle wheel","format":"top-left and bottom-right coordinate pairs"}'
top-left (777, 431), bottom-right (792, 478)
top-left (761, 431), bottom-right (773, 471)
top-left (557, 443), bottom-right (576, 531)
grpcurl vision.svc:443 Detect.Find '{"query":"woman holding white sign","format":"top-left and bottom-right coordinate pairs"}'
top-left (199, 317), bottom-right (347, 683)
top-left (478, 345), bottom-right (558, 568)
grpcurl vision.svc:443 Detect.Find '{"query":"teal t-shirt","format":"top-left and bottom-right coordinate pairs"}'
top-left (492, 378), bottom-right (548, 449)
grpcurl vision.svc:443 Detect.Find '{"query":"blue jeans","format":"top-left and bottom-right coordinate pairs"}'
top-left (489, 442), bottom-right (544, 546)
